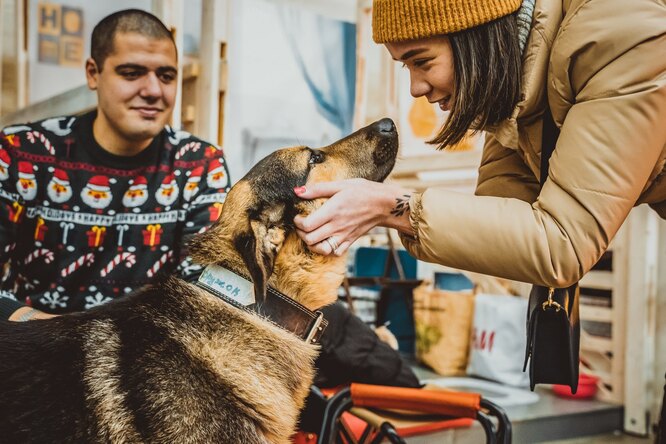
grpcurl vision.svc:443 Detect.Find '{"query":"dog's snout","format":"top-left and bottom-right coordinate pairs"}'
top-left (375, 118), bottom-right (395, 135)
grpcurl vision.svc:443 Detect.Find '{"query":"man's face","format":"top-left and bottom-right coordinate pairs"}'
top-left (86, 32), bottom-right (177, 147)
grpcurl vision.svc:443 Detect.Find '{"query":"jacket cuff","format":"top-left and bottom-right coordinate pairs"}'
top-left (398, 192), bottom-right (423, 248)
top-left (0, 297), bottom-right (25, 320)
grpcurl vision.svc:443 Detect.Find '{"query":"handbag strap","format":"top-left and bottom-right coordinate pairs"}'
top-left (540, 105), bottom-right (560, 187)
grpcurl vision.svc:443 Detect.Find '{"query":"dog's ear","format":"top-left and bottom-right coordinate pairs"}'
top-left (235, 219), bottom-right (286, 304)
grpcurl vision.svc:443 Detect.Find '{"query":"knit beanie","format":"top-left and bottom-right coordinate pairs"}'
top-left (372, 0), bottom-right (522, 43)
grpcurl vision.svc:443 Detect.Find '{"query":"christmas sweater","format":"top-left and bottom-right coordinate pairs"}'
top-left (0, 111), bottom-right (230, 315)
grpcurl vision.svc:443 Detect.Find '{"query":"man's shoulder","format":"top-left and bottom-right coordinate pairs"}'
top-left (2, 115), bottom-right (79, 137)
top-left (163, 126), bottom-right (225, 161)
top-left (1, 115), bottom-right (81, 154)
top-left (163, 125), bottom-right (215, 147)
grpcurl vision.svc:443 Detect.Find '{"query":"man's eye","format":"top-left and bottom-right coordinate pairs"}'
top-left (121, 71), bottom-right (141, 79)
top-left (159, 73), bottom-right (176, 83)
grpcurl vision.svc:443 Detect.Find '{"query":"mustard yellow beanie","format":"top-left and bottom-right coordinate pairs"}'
top-left (372, 0), bottom-right (522, 43)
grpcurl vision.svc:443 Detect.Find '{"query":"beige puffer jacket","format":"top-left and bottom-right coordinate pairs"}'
top-left (400, 0), bottom-right (666, 287)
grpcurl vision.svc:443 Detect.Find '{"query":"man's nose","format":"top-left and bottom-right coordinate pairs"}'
top-left (140, 72), bottom-right (162, 99)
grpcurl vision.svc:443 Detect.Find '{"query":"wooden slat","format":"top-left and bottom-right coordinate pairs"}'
top-left (580, 305), bottom-right (613, 323)
top-left (579, 271), bottom-right (613, 290)
top-left (581, 332), bottom-right (613, 354)
top-left (196, 0), bottom-right (229, 145)
top-left (622, 207), bottom-right (659, 435)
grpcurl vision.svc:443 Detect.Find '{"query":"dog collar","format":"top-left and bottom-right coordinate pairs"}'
top-left (195, 264), bottom-right (328, 344)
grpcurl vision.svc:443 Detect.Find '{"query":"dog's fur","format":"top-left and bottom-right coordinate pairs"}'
top-left (0, 119), bottom-right (398, 443)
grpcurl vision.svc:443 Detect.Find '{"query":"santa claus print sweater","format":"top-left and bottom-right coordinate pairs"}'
top-left (0, 111), bottom-right (230, 316)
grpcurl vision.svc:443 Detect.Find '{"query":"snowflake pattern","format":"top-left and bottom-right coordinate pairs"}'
top-left (0, 290), bottom-right (17, 301)
top-left (84, 291), bottom-right (112, 309)
top-left (178, 257), bottom-right (202, 277)
top-left (40, 291), bottom-right (69, 309)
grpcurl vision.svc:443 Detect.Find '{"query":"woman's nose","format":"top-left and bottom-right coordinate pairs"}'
top-left (409, 71), bottom-right (430, 98)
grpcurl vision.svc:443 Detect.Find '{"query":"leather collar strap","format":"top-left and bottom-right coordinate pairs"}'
top-left (195, 264), bottom-right (328, 344)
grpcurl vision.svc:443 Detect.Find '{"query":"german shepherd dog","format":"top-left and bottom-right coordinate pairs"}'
top-left (0, 119), bottom-right (398, 443)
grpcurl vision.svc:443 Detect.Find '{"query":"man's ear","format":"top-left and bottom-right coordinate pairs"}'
top-left (85, 58), bottom-right (99, 90)
top-left (235, 219), bottom-right (285, 305)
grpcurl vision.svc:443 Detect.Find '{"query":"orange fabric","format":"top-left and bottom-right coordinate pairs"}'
top-left (350, 383), bottom-right (481, 419)
top-left (345, 409), bottom-right (473, 438)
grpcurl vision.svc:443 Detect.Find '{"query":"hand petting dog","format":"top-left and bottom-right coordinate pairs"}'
top-left (294, 179), bottom-right (415, 256)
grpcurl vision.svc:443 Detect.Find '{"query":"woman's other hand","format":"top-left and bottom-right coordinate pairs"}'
top-left (294, 178), bottom-right (415, 256)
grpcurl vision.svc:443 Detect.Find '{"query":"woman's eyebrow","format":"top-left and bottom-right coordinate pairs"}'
top-left (394, 48), bottom-right (428, 61)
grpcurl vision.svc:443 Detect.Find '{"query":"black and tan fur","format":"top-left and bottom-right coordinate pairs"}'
top-left (0, 119), bottom-right (398, 443)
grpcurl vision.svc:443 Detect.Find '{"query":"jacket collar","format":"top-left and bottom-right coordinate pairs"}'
top-left (490, 0), bottom-right (564, 149)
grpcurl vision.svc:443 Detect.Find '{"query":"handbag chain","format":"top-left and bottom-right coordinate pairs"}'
top-left (542, 287), bottom-right (561, 312)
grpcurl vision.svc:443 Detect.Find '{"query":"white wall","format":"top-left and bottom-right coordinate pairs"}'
top-left (222, 0), bottom-right (342, 182)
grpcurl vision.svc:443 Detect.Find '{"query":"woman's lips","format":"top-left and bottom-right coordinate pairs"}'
top-left (438, 96), bottom-right (451, 111)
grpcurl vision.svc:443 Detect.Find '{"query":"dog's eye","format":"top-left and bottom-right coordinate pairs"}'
top-left (308, 151), bottom-right (324, 165)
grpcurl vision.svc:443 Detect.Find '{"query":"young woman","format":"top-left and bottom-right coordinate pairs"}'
top-left (294, 0), bottom-right (666, 436)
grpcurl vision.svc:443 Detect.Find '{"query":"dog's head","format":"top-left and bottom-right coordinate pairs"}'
top-left (189, 118), bottom-right (398, 308)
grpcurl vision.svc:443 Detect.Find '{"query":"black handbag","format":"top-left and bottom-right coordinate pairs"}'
top-left (523, 106), bottom-right (581, 394)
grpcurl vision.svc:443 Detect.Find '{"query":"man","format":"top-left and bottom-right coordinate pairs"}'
top-left (0, 9), bottom-right (230, 321)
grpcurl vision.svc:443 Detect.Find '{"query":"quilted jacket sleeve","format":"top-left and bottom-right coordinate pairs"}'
top-left (475, 134), bottom-right (540, 203)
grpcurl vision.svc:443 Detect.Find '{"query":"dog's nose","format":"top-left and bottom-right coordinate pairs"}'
top-left (375, 118), bottom-right (396, 135)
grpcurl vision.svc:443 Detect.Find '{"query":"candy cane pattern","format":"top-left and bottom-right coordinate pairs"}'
top-left (100, 252), bottom-right (137, 277)
top-left (24, 248), bottom-right (54, 265)
top-left (147, 250), bottom-right (174, 278)
top-left (61, 253), bottom-right (95, 278)
top-left (26, 131), bottom-right (55, 156)
top-left (175, 141), bottom-right (201, 159)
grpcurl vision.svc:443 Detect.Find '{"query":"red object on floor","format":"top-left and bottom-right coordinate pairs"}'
top-left (552, 373), bottom-right (600, 399)
top-left (291, 431), bottom-right (317, 444)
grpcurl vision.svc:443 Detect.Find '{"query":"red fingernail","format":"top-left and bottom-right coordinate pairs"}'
top-left (294, 186), bottom-right (306, 195)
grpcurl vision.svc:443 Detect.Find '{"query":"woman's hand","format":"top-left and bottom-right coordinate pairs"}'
top-left (294, 178), bottom-right (415, 256)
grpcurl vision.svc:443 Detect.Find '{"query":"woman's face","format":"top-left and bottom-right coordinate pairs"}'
top-left (385, 36), bottom-right (454, 111)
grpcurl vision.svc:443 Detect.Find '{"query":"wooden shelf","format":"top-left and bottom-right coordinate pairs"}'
top-left (581, 333), bottom-right (613, 354)
top-left (580, 305), bottom-right (613, 323)
top-left (580, 271), bottom-right (613, 290)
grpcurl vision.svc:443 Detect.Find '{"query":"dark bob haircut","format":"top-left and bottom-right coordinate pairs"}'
top-left (429, 13), bottom-right (522, 149)
top-left (91, 9), bottom-right (176, 71)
